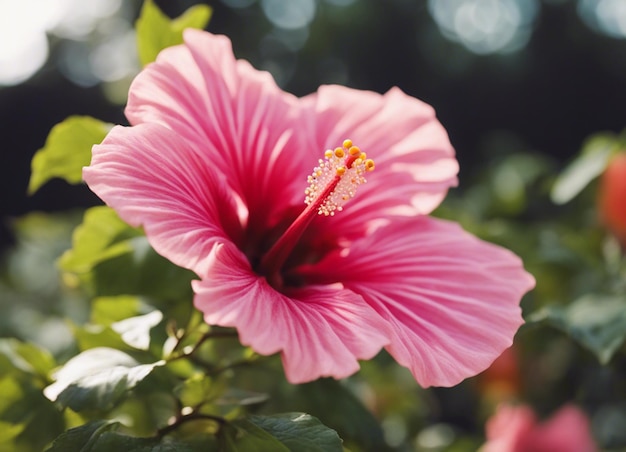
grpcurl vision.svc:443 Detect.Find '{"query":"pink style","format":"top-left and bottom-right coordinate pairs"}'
top-left (482, 404), bottom-right (597, 452)
top-left (83, 29), bottom-right (535, 386)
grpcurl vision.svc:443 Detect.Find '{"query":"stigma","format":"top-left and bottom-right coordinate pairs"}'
top-left (258, 139), bottom-right (374, 285)
top-left (304, 139), bottom-right (375, 216)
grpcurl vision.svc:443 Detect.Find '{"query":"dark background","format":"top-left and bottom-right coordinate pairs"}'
top-left (2, 0), bottom-right (626, 250)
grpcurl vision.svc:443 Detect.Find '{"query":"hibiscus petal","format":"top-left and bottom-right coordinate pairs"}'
top-left (126, 30), bottom-right (305, 230)
top-left (299, 217), bottom-right (535, 387)
top-left (83, 123), bottom-right (242, 276)
top-left (301, 85), bottom-right (459, 233)
top-left (192, 243), bottom-right (390, 384)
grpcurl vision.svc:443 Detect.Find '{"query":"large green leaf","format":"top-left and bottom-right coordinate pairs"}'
top-left (136, 0), bottom-right (212, 66)
top-left (248, 413), bottom-right (343, 452)
top-left (527, 294), bottom-right (626, 364)
top-left (44, 347), bottom-right (164, 411)
top-left (28, 116), bottom-right (111, 194)
top-left (551, 133), bottom-right (621, 204)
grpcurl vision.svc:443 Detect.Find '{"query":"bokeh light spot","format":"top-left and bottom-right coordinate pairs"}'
top-left (261, 0), bottom-right (316, 30)
top-left (578, 0), bottom-right (626, 38)
top-left (428, 0), bottom-right (538, 54)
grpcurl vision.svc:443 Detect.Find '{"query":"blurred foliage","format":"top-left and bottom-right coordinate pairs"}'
top-left (28, 116), bottom-right (112, 195)
top-left (136, 0), bottom-right (212, 66)
top-left (2, 0), bottom-right (626, 451)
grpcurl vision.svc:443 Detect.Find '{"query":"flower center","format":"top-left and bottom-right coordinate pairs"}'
top-left (259, 139), bottom-right (375, 287)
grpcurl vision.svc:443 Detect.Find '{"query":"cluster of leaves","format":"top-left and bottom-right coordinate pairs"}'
top-left (3, 2), bottom-right (365, 451)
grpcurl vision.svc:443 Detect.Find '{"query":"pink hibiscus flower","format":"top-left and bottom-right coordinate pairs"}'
top-left (83, 30), bottom-right (535, 386)
top-left (482, 404), bottom-right (597, 452)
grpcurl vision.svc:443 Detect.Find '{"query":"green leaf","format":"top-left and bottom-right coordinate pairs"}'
top-left (73, 323), bottom-right (136, 353)
top-left (282, 379), bottom-right (387, 451)
top-left (59, 206), bottom-right (143, 276)
top-left (0, 339), bottom-right (55, 379)
top-left (527, 294), bottom-right (626, 364)
top-left (111, 311), bottom-right (164, 351)
top-left (0, 376), bottom-right (23, 414)
top-left (221, 421), bottom-right (290, 452)
top-left (0, 375), bottom-right (65, 450)
top-left (60, 207), bottom-right (194, 300)
top-left (47, 422), bottom-right (201, 452)
top-left (175, 374), bottom-right (215, 408)
top-left (89, 236), bottom-right (195, 299)
top-left (92, 296), bottom-right (145, 326)
top-left (0, 420), bottom-right (25, 443)
top-left (29, 116), bottom-right (111, 194)
top-left (90, 432), bottom-right (200, 452)
top-left (248, 413), bottom-right (343, 452)
top-left (136, 0), bottom-right (212, 66)
top-left (44, 347), bottom-right (164, 411)
top-left (45, 420), bottom-right (119, 451)
top-left (551, 133), bottom-right (620, 204)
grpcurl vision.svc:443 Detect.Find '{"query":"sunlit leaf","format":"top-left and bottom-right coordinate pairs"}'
top-left (551, 133), bottom-right (621, 204)
top-left (136, 0), bottom-right (212, 66)
top-left (0, 339), bottom-right (55, 379)
top-left (44, 347), bottom-right (164, 411)
top-left (111, 310), bottom-right (164, 350)
top-left (527, 294), bottom-right (626, 364)
top-left (248, 413), bottom-right (343, 452)
top-left (28, 116), bottom-right (111, 194)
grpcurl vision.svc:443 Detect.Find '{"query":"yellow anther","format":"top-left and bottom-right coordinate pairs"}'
top-left (349, 146), bottom-right (361, 156)
top-left (305, 140), bottom-right (373, 215)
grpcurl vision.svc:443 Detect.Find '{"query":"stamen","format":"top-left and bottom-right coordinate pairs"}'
top-left (305, 139), bottom-right (375, 216)
top-left (259, 140), bottom-right (375, 286)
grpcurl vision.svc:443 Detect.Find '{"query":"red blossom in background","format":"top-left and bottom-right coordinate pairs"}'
top-left (83, 30), bottom-right (535, 386)
top-left (482, 404), bottom-right (597, 452)
top-left (598, 152), bottom-right (626, 246)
